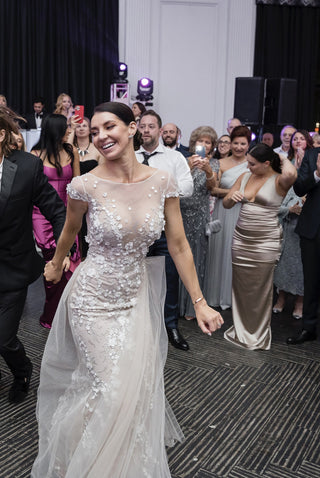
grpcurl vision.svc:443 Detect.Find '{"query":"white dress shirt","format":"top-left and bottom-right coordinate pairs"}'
top-left (273, 145), bottom-right (289, 157)
top-left (136, 143), bottom-right (193, 197)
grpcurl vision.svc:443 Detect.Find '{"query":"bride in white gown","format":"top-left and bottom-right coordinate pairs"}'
top-left (31, 102), bottom-right (223, 478)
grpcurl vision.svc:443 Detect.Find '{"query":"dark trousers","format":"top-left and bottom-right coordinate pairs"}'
top-left (0, 287), bottom-right (31, 379)
top-left (300, 227), bottom-right (320, 333)
top-left (148, 231), bottom-right (179, 329)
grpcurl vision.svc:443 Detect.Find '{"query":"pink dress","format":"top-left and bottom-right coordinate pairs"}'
top-left (33, 164), bottom-right (81, 327)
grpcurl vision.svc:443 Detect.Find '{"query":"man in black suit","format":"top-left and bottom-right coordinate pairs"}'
top-left (0, 107), bottom-right (66, 403)
top-left (287, 148), bottom-right (320, 344)
top-left (24, 96), bottom-right (48, 129)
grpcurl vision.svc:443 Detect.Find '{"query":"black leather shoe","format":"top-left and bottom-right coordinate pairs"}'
top-left (286, 330), bottom-right (317, 345)
top-left (167, 328), bottom-right (189, 351)
top-left (9, 362), bottom-right (33, 404)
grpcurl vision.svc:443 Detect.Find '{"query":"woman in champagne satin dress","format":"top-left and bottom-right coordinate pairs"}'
top-left (223, 144), bottom-right (297, 350)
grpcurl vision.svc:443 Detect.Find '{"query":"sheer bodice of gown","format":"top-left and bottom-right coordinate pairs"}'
top-left (224, 172), bottom-right (283, 350)
top-left (31, 169), bottom-right (184, 478)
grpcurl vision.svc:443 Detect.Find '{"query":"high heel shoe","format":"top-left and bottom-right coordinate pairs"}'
top-left (292, 310), bottom-right (303, 320)
top-left (272, 305), bottom-right (284, 314)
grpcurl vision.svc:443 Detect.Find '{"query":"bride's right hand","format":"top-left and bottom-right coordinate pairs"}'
top-left (44, 260), bottom-right (64, 284)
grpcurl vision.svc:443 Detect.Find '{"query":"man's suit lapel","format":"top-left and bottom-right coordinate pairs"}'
top-left (0, 158), bottom-right (17, 217)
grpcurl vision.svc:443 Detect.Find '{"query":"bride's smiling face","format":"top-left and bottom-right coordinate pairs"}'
top-left (91, 112), bottom-right (136, 160)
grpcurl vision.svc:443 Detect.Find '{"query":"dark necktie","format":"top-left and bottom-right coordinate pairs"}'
top-left (36, 113), bottom-right (43, 119)
top-left (142, 151), bottom-right (157, 166)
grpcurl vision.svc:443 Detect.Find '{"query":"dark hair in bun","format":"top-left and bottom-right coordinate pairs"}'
top-left (249, 143), bottom-right (281, 173)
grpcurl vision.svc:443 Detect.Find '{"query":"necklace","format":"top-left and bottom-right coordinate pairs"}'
top-left (77, 142), bottom-right (90, 157)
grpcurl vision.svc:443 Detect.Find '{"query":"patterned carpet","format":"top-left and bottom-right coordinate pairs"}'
top-left (1, 278), bottom-right (320, 478)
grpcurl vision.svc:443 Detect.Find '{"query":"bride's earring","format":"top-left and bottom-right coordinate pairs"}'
top-left (128, 134), bottom-right (134, 138)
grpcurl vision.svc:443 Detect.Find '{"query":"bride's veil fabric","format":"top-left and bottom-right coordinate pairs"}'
top-left (31, 256), bottom-right (184, 478)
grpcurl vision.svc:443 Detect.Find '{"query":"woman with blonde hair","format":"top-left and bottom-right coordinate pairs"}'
top-left (54, 93), bottom-right (74, 122)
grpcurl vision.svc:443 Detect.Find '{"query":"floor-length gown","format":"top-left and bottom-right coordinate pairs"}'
top-left (31, 169), bottom-right (184, 478)
top-left (224, 173), bottom-right (283, 350)
top-left (273, 187), bottom-right (304, 295)
top-left (204, 161), bottom-right (248, 309)
top-left (179, 158), bottom-right (219, 317)
top-left (32, 164), bottom-right (81, 326)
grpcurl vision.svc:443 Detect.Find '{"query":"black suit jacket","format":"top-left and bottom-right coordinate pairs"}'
top-left (24, 112), bottom-right (48, 130)
top-left (176, 144), bottom-right (189, 158)
top-left (0, 150), bottom-right (66, 292)
top-left (294, 147), bottom-right (320, 240)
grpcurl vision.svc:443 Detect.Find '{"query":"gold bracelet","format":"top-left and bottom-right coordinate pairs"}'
top-left (206, 172), bottom-right (215, 181)
top-left (193, 297), bottom-right (204, 305)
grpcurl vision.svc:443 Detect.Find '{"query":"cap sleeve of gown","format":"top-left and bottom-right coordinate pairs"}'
top-left (67, 175), bottom-right (88, 202)
top-left (164, 171), bottom-right (179, 198)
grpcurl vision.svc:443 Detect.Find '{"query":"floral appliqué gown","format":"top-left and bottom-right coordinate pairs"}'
top-left (31, 169), bottom-right (184, 478)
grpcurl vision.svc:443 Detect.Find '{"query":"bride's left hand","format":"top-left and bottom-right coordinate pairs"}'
top-left (195, 301), bottom-right (224, 335)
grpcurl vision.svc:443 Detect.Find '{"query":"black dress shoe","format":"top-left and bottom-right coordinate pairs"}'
top-left (9, 363), bottom-right (33, 404)
top-left (167, 328), bottom-right (189, 351)
top-left (286, 330), bottom-right (317, 345)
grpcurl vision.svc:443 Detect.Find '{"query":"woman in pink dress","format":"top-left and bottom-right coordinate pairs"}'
top-left (31, 114), bottom-right (81, 328)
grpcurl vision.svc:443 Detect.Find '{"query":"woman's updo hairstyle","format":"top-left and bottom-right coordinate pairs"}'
top-left (230, 125), bottom-right (251, 144)
top-left (249, 143), bottom-right (281, 173)
top-left (94, 102), bottom-right (135, 126)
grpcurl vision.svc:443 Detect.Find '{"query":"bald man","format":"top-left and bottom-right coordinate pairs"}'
top-left (162, 123), bottom-right (189, 158)
top-left (227, 118), bottom-right (242, 135)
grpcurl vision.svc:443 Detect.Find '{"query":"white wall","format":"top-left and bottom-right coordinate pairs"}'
top-left (119, 0), bottom-right (256, 142)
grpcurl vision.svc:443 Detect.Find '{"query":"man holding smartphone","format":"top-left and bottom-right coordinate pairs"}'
top-left (136, 110), bottom-right (193, 351)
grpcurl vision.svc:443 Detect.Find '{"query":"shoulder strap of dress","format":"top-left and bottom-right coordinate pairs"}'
top-left (240, 172), bottom-right (251, 193)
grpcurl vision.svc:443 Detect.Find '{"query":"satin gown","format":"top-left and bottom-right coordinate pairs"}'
top-left (32, 164), bottom-right (81, 326)
top-left (31, 170), bottom-right (184, 478)
top-left (204, 161), bottom-right (248, 309)
top-left (224, 173), bottom-right (283, 350)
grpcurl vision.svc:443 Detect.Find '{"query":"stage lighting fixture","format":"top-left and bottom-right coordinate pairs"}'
top-left (136, 77), bottom-right (153, 101)
top-left (113, 62), bottom-right (128, 83)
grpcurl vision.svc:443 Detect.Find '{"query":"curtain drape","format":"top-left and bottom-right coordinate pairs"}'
top-left (254, 4), bottom-right (320, 130)
top-left (0, 0), bottom-right (119, 118)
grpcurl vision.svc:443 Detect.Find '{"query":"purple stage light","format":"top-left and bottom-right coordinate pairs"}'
top-left (113, 62), bottom-right (128, 82)
top-left (140, 78), bottom-right (150, 87)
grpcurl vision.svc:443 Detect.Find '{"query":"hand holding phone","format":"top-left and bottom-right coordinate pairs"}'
top-left (74, 105), bottom-right (84, 123)
top-left (195, 145), bottom-right (206, 158)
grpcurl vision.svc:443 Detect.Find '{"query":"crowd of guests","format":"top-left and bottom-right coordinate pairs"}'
top-left (1, 91), bottom-right (320, 404)
top-left (1, 91), bottom-right (320, 478)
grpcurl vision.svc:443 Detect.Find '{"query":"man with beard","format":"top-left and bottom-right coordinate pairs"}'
top-left (161, 123), bottom-right (189, 158)
top-left (136, 110), bottom-right (193, 351)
